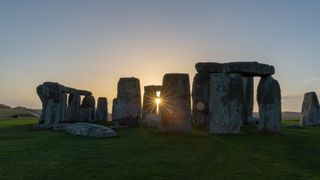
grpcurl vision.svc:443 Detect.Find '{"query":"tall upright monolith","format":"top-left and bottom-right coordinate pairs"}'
top-left (112, 77), bottom-right (142, 127)
top-left (96, 97), bottom-right (108, 121)
top-left (257, 76), bottom-right (282, 133)
top-left (160, 73), bottom-right (192, 133)
top-left (209, 73), bottom-right (243, 134)
top-left (300, 92), bottom-right (320, 126)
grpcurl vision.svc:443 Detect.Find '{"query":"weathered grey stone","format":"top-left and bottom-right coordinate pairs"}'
top-left (65, 123), bottom-right (117, 138)
top-left (96, 97), bottom-right (108, 121)
top-left (112, 77), bottom-right (142, 127)
top-left (37, 82), bottom-right (92, 125)
top-left (68, 93), bottom-right (81, 122)
top-left (160, 73), bottom-right (192, 133)
top-left (80, 96), bottom-right (96, 122)
top-left (37, 82), bottom-right (68, 125)
top-left (141, 114), bottom-right (160, 128)
top-left (300, 92), bottom-right (320, 126)
top-left (209, 73), bottom-right (243, 134)
top-left (196, 61), bottom-right (275, 76)
top-left (257, 76), bottom-right (282, 133)
top-left (142, 85), bottom-right (161, 128)
top-left (192, 73), bottom-right (211, 128)
top-left (242, 77), bottom-right (254, 124)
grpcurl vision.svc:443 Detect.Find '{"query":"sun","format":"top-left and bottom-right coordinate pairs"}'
top-left (155, 98), bottom-right (161, 114)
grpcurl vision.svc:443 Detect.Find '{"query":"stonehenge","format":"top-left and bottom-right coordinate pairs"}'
top-left (300, 92), bottom-right (320, 126)
top-left (193, 61), bottom-right (281, 134)
top-left (37, 61), bottom-right (283, 135)
top-left (96, 97), bottom-right (108, 121)
top-left (257, 76), bottom-right (282, 133)
top-left (112, 77), bottom-right (142, 127)
top-left (37, 82), bottom-right (103, 125)
top-left (142, 85), bottom-right (162, 128)
top-left (160, 73), bottom-right (192, 133)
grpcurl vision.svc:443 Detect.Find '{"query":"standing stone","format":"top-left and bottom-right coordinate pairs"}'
top-left (68, 93), bottom-right (81, 122)
top-left (242, 77), bottom-right (254, 124)
top-left (81, 95), bottom-right (96, 122)
top-left (209, 73), bottom-right (243, 134)
top-left (300, 92), bottom-right (320, 126)
top-left (160, 73), bottom-right (192, 133)
top-left (112, 77), bottom-right (142, 127)
top-left (37, 82), bottom-right (68, 125)
top-left (257, 76), bottom-right (282, 133)
top-left (142, 85), bottom-right (161, 128)
top-left (192, 73), bottom-right (211, 128)
top-left (96, 97), bottom-right (108, 121)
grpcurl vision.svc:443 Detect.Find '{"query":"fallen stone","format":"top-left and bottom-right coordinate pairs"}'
top-left (65, 123), bottom-right (117, 138)
top-left (257, 76), bottom-right (282, 133)
top-left (160, 73), bottom-right (192, 133)
top-left (300, 92), bottom-right (320, 126)
top-left (209, 73), bottom-right (243, 134)
top-left (195, 61), bottom-right (275, 76)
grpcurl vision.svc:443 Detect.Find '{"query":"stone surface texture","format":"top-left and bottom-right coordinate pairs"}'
top-left (160, 73), bottom-right (192, 133)
top-left (209, 73), bottom-right (243, 134)
top-left (257, 76), bottom-right (282, 133)
top-left (300, 92), bottom-right (320, 126)
top-left (196, 61), bottom-right (275, 76)
top-left (192, 73), bottom-right (211, 128)
top-left (65, 123), bottom-right (117, 138)
top-left (96, 97), bottom-right (108, 121)
top-left (112, 77), bottom-right (142, 127)
top-left (142, 85), bottom-right (161, 128)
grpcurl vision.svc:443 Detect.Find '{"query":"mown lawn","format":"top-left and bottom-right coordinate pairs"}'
top-left (0, 118), bottom-right (319, 180)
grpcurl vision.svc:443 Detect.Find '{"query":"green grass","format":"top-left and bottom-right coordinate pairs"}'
top-left (0, 119), bottom-right (320, 180)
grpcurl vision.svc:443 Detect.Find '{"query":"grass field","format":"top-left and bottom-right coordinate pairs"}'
top-left (0, 118), bottom-right (320, 180)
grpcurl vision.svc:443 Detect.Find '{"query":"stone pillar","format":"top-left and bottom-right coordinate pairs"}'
top-left (160, 73), bottom-right (192, 133)
top-left (142, 85), bottom-right (161, 128)
top-left (112, 77), bottom-right (142, 127)
top-left (209, 73), bottom-right (243, 134)
top-left (192, 73), bottom-right (211, 128)
top-left (242, 77), bottom-right (254, 124)
top-left (68, 93), bottom-right (81, 122)
top-left (300, 92), bottom-right (320, 126)
top-left (96, 97), bottom-right (108, 121)
top-left (37, 82), bottom-right (67, 125)
top-left (81, 95), bottom-right (96, 122)
top-left (257, 76), bottom-right (282, 133)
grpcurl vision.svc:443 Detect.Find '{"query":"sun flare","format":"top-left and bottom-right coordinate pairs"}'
top-left (155, 98), bottom-right (161, 114)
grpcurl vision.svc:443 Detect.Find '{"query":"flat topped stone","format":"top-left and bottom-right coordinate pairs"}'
top-left (195, 61), bottom-right (275, 76)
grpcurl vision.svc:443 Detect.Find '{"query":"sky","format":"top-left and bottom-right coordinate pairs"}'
top-left (1, 0), bottom-right (320, 112)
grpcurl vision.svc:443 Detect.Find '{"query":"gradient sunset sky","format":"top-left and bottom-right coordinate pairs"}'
top-left (1, 0), bottom-right (320, 112)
